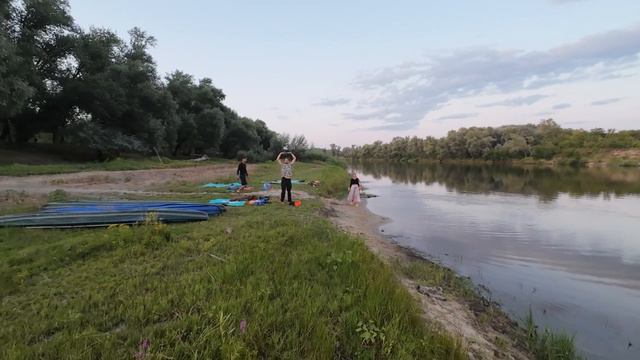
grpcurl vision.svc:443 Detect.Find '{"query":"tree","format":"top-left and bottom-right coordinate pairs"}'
top-left (0, 33), bottom-right (34, 141)
top-left (0, 1), bottom-right (289, 161)
top-left (220, 117), bottom-right (260, 158)
top-left (1, 0), bottom-right (75, 142)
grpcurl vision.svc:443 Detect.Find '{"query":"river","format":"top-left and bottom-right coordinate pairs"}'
top-left (351, 162), bottom-right (640, 360)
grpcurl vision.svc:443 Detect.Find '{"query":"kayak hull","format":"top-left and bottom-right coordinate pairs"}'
top-left (0, 209), bottom-right (209, 229)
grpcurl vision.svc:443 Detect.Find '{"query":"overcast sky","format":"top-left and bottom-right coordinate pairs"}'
top-left (70, 0), bottom-right (640, 147)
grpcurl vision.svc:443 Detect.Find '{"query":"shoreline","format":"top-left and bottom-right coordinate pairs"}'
top-left (345, 149), bottom-right (640, 168)
top-left (324, 197), bottom-right (531, 360)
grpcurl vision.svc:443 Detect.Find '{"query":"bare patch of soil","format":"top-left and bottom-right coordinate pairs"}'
top-left (0, 164), bottom-right (250, 196)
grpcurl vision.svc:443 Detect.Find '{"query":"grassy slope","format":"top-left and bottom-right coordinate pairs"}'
top-left (0, 163), bottom-right (465, 359)
top-left (0, 157), bottom-right (218, 177)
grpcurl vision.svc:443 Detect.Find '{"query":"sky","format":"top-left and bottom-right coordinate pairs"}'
top-left (69, 0), bottom-right (640, 147)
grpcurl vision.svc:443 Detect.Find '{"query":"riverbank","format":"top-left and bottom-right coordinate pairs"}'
top-left (325, 198), bottom-right (532, 359)
top-left (0, 161), bottom-right (469, 359)
top-left (1, 160), bottom-right (588, 359)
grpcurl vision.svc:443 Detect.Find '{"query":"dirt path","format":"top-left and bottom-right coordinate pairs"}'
top-left (0, 164), bottom-right (250, 195)
top-left (324, 198), bottom-right (530, 360)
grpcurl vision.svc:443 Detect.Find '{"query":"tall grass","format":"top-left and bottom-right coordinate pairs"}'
top-left (525, 310), bottom-right (584, 360)
top-left (0, 199), bottom-right (466, 359)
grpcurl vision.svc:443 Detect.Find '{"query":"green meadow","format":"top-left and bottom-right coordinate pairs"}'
top-left (0, 163), bottom-right (466, 359)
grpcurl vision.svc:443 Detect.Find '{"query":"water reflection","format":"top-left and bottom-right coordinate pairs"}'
top-left (357, 162), bottom-right (640, 202)
top-left (352, 162), bottom-right (640, 360)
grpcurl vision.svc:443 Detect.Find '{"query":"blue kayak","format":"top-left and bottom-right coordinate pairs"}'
top-left (0, 209), bottom-right (209, 229)
top-left (43, 201), bottom-right (225, 216)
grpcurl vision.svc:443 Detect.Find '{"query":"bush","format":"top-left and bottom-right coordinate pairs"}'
top-left (531, 144), bottom-right (558, 160)
top-left (66, 122), bottom-right (147, 160)
top-left (236, 149), bottom-right (271, 162)
top-left (301, 149), bottom-right (331, 162)
top-left (47, 189), bottom-right (69, 202)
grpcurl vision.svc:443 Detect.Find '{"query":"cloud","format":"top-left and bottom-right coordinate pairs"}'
top-left (435, 112), bottom-right (479, 121)
top-left (363, 122), bottom-right (417, 131)
top-left (552, 103), bottom-right (572, 110)
top-left (549, 0), bottom-right (586, 4)
top-left (345, 24), bottom-right (640, 130)
top-left (536, 111), bottom-right (554, 116)
top-left (562, 120), bottom-right (593, 125)
top-left (478, 94), bottom-right (549, 108)
top-left (277, 114), bottom-right (289, 120)
top-left (313, 97), bottom-right (351, 106)
top-left (591, 97), bottom-right (624, 106)
top-left (341, 109), bottom-right (391, 121)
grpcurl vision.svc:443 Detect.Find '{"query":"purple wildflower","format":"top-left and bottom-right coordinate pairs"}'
top-left (239, 319), bottom-right (247, 334)
top-left (141, 338), bottom-right (150, 352)
top-left (134, 338), bottom-right (150, 359)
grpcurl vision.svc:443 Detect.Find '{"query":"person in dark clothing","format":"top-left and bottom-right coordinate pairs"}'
top-left (237, 157), bottom-right (249, 188)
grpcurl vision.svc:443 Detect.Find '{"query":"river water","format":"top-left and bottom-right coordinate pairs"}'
top-left (351, 162), bottom-right (640, 360)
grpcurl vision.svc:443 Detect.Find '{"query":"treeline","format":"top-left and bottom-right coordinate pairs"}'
top-left (343, 120), bottom-right (640, 162)
top-left (0, 0), bottom-right (297, 161)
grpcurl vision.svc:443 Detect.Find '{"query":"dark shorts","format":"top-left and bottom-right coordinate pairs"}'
top-left (240, 175), bottom-right (248, 186)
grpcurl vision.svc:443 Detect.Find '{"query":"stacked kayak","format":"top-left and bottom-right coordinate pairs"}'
top-left (43, 201), bottom-right (225, 216)
top-left (0, 201), bottom-right (224, 229)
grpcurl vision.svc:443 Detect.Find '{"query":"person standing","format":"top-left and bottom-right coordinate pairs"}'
top-left (276, 151), bottom-right (296, 203)
top-left (347, 172), bottom-right (362, 206)
top-left (237, 157), bottom-right (249, 189)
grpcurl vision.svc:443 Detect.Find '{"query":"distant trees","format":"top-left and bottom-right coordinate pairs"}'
top-left (0, 0), bottom-right (284, 161)
top-left (346, 120), bottom-right (640, 161)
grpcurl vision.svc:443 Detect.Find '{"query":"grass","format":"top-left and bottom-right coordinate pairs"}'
top-left (395, 259), bottom-right (477, 300)
top-left (0, 198), bottom-right (466, 359)
top-left (525, 310), bottom-right (584, 360)
top-left (0, 161), bottom-right (463, 358)
top-left (155, 161), bottom-right (351, 199)
top-left (0, 190), bottom-right (46, 216)
top-left (0, 157), bottom-right (218, 176)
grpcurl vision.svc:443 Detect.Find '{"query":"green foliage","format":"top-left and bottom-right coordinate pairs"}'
top-left (525, 310), bottom-right (584, 360)
top-left (302, 148), bottom-right (332, 162)
top-left (47, 189), bottom-right (68, 202)
top-left (346, 120), bottom-right (640, 164)
top-left (315, 165), bottom-right (352, 198)
top-left (0, 199), bottom-right (466, 359)
top-left (396, 260), bottom-right (476, 300)
top-left (66, 121), bottom-right (147, 160)
top-left (0, 0), bottom-right (282, 161)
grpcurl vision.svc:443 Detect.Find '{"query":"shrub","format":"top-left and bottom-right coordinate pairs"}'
top-left (301, 149), bottom-right (331, 162)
